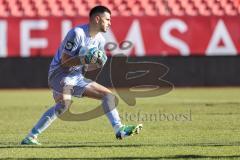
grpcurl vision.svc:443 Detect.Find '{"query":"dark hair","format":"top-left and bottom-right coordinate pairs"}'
top-left (89, 5), bottom-right (111, 18)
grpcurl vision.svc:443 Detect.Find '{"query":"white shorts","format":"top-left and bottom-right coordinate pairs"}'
top-left (48, 71), bottom-right (92, 101)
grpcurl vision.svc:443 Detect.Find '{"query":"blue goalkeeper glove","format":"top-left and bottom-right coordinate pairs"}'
top-left (84, 48), bottom-right (98, 64)
top-left (83, 48), bottom-right (107, 67)
top-left (95, 50), bottom-right (107, 67)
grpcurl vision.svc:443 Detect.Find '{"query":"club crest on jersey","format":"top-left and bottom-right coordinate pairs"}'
top-left (65, 41), bottom-right (74, 51)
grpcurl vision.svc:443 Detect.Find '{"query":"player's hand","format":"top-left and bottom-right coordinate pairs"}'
top-left (84, 48), bottom-right (99, 64)
top-left (84, 48), bottom-right (107, 67)
top-left (96, 50), bottom-right (107, 68)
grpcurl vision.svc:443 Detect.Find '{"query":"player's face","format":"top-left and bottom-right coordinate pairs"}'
top-left (98, 12), bottom-right (111, 32)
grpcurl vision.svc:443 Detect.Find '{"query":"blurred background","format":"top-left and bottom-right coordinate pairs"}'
top-left (0, 0), bottom-right (239, 88)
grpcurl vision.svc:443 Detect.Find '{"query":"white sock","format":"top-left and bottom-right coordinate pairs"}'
top-left (113, 123), bottom-right (123, 134)
top-left (28, 104), bottom-right (60, 138)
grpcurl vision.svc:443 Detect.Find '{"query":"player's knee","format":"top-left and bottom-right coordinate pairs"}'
top-left (53, 91), bottom-right (63, 103)
top-left (54, 100), bottom-right (72, 116)
top-left (101, 89), bottom-right (113, 97)
top-left (54, 97), bottom-right (62, 103)
top-left (102, 93), bottom-right (118, 107)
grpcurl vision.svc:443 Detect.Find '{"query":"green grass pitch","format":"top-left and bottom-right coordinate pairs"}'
top-left (0, 88), bottom-right (240, 159)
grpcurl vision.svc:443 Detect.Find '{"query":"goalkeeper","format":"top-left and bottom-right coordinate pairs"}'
top-left (21, 5), bottom-right (142, 145)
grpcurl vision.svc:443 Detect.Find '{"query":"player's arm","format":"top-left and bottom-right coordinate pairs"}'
top-left (61, 53), bottom-right (85, 67)
top-left (60, 29), bottom-right (87, 67)
top-left (60, 30), bottom-right (107, 68)
top-left (61, 49), bottom-right (103, 68)
top-left (83, 64), bottom-right (100, 72)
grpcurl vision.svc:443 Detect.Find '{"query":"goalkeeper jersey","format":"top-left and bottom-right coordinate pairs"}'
top-left (48, 24), bottom-right (105, 79)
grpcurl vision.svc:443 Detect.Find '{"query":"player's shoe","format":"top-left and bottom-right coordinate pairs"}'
top-left (21, 136), bottom-right (41, 145)
top-left (116, 124), bottom-right (143, 140)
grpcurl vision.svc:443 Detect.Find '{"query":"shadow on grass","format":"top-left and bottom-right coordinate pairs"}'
top-left (2, 155), bottom-right (240, 159)
top-left (0, 142), bottom-right (240, 149)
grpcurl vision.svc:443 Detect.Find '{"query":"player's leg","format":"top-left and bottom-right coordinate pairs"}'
top-left (83, 82), bottom-right (143, 139)
top-left (21, 88), bottom-right (72, 145)
top-left (21, 104), bottom-right (59, 145)
top-left (83, 82), bottom-right (122, 129)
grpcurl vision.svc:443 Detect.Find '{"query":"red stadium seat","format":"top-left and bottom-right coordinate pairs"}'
top-left (33, 0), bottom-right (50, 17)
top-left (144, 5), bottom-right (158, 16)
top-left (155, 0), bottom-right (171, 16)
top-left (180, 0), bottom-right (198, 16)
top-left (167, 0), bottom-right (185, 16)
top-left (232, 0), bottom-right (240, 13)
top-left (0, 0), bottom-right (9, 17)
top-left (72, 0), bottom-right (89, 16)
top-left (0, 0), bottom-right (239, 17)
top-left (59, 0), bottom-right (76, 17)
top-left (7, 0), bottom-right (23, 16)
top-left (21, 0), bottom-right (39, 17)
top-left (193, 0), bottom-right (212, 16)
top-left (118, 3), bottom-right (131, 16)
top-left (225, 4), bottom-right (238, 16)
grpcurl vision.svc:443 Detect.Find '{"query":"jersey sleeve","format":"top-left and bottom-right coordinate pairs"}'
top-left (62, 29), bottom-right (82, 56)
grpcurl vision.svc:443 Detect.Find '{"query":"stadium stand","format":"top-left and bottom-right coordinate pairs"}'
top-left (0, 0), bottom-right (239, 17)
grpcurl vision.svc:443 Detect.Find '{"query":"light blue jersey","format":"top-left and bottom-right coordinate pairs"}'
top-left (49, 24), bottom-right (105, 78)
top-left (48, 24), bottom-right (105, 97)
